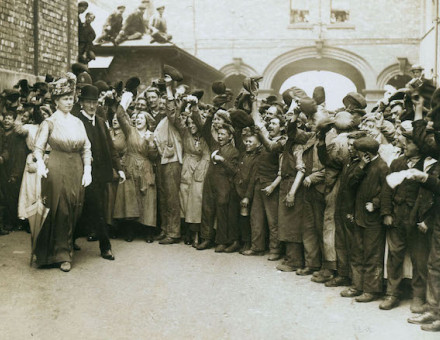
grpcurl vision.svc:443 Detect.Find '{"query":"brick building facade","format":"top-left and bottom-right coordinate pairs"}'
top-left (0, 0), bottom-right (77, 90)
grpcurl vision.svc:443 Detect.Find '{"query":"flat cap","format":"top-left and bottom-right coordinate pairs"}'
top-left (353, 136), bottom-right (380, 154)
top-left (163, 64), bottom-right (183, 82)
top-left (299, 97), bottom-right (317, 116)
top-left (343, 92), bottom-right (367, 109)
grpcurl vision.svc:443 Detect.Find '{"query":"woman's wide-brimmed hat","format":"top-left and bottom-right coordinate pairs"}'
top-left (49, 73), bottom-right (76, 97)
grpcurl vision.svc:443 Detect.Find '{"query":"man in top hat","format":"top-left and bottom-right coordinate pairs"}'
top-left (95, 5), bottom-right (126, 45)
top-left (75, 85), bottom-right (125, 260)
top-left (114, 5), bottom-right (147, 45)
top-left (149, 3), bottom-right (172, 44)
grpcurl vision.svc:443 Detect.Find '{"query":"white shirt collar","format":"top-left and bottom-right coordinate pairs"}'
top-left (424, 157), bottom-right (437, 173)
top-left (81, 110), bottom-right (96, 126)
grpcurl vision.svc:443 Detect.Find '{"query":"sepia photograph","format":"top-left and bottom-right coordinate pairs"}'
top-left (1, 0), bottom-right (440, 339)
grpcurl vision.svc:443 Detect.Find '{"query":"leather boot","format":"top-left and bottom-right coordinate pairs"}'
top-left (379, 296), bottom-right (400, 310)
top-left (224, 241), bottom-right (240, 253)
top-left (196, 239), bottom-right (213, 250)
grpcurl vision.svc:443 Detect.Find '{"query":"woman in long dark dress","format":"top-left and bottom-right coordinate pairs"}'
top-left (33, 74), bottom-right (92, 272)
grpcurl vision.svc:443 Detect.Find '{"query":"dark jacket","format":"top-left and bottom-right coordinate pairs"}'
top-left (79, 22), bottom-right (96, 46)
top-left (348, 156), bottom-right (389, 228)
top-left (381, 156), bottom-right (423, 215)
top-left (412, 119), bottom-right (440, 158)
top-left (104, 12), bottom-right (123, 36)
top-left (78, 112), bottom-right (122, 184)
top-left (123, 11), bottom-right (146, 35)
top-left (254, 135), bottom-right (285, 186)
top-left (3, 129), bottom-right (27, 181)
top-left (335, 157), bottom-right (360, 218)
top-left (302, 136), bottom-right (325, 194)
top-left (210, 142), bottom-right (239, 180)
top-left (234, 148), bottom-right (260, 200)
top-left (416, 161), bottom-right (440, 228)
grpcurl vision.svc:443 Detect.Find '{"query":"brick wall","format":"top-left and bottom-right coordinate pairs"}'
top-left (0, 0), bottom-right (77, 90)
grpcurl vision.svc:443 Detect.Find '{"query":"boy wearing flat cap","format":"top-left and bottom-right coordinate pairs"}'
top-left (341, 136), bottom-right (389, 303)
top-left (149, 3), bottom-right (172, 44)
top-left (95, 5), bottom-right (126, 45)
top-left (380, 130), bottom-right (431, 312)
top-left (114, 6), bottom-right (147, 45)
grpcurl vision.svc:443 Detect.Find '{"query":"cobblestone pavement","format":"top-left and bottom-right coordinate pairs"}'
top-left (0, 231), bottom-right (438, 340)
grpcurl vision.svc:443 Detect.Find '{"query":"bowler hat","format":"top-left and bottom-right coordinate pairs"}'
top-left (212, 81), bottom-right (226, 95)
top-left (163, 65), bottom-right (183, 82)
top-left (191, 89), bottom-right (204, 100)
top-left (94, 80), bottom-right (109, 93)
top-left (79, 85), bottom-right (99, 101)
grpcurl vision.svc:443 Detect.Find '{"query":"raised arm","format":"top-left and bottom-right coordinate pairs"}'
top-left (115, 104), bottom-right (132, 137)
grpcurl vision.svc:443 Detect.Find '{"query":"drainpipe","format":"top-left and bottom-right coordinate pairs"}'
top-left (434, 0), bottom-right (439, 85)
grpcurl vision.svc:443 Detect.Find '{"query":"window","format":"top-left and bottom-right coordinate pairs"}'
top-left (290, 0), bottom-right (310, 24)
top-left (331, 0), bottom-right (350, 23)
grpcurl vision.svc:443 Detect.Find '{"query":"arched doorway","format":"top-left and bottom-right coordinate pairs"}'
top-left (280, 71), bottom-right (357, 110)
top-left (272, 57), bottom-right (365, 94)
top-left (261, 46), bottom-right (376, 102)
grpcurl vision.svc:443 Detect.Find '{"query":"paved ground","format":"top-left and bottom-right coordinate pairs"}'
top-left (0, 231), bottom-right (438, 340)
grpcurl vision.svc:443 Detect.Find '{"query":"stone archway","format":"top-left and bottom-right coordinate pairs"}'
top-left (220, 58), bottom-right (259, 97)
top-left (261, 46), bottom-right (376, 98)
top-left (377, 63), bottom-right (412, 89)
top-left (220, 58), bottom-right (258, 78)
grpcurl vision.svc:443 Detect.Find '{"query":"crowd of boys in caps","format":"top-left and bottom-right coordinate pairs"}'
top-left (77, 1), bottom-right (172, 63)
top-left (1, 62), bottom-right (440, 332)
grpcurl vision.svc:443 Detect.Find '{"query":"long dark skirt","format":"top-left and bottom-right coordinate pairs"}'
top-left (34, 151), bottom-right (84, 266)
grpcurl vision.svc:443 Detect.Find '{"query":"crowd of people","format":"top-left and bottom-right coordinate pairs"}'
top-left (1, 61), bottom-right (440, 332)
top-left (78, 1), bottom-right (172, 64)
